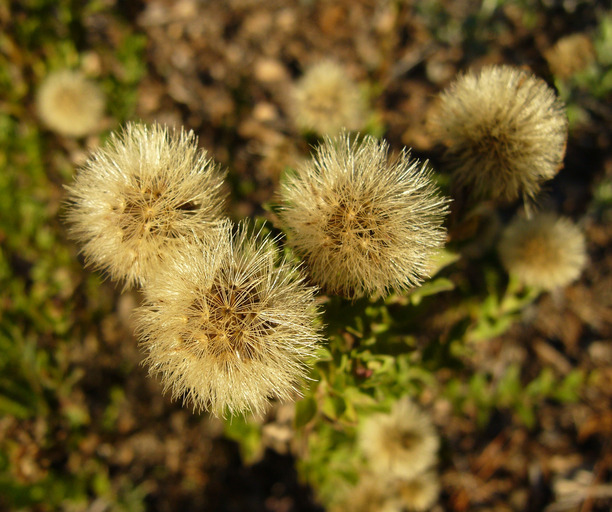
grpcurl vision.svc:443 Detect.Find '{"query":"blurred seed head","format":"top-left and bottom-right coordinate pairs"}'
top-left (498, 212), bottom-right (587, 290)
top-left (332, 469), bottom-right (440, 512)
top-left (545, 34), bottom-right (595, 79)
top-left (290, 60), bottom-right (368, 135)
top-left (135, 221), bottom-right (322, 417)
top-left (279, 132), bottom-right (449, 299)
top-left (36, 69), bottom-right (105, 137)
top-left (331, 476), bottom-right (401, 512)
top-left (65, 122), bottom-right (227, 288)
top-left (358, 397), bottom-right (439, 480)
top-left (396, 471), bottom-right (440, 512)
top-left (430, 65), bottom-right (568, 203)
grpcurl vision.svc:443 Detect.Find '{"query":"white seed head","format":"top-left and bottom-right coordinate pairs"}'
top-left (135, 220), bottom-right (322, 417)
top-left (396, 471), bottom-right (441, 512)
top-left (279, 132), bottom-right (449, 299)
top-left (545, 34), bottom-right (595, 79)
top-left (291, 60), bottom-right (367, 136)
top-left (331, 476), bottom-right (402, 512)
top-left (358, 397), bottom-right (440, 480)
top-left (498, 213), bottom-right (587, 290)
top-left (431, 65), bottom-right (568, 202)
top-left (36, 69), bottom-right (105, 137)
top-left (65, 122), bottom-right (227, 288)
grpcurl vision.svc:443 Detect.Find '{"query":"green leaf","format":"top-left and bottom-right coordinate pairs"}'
top-left (343, 386), bottom-right (376, 408)
top-left (409, 277), bottom-right (455, 305)
top-left (526, 367), bottom-right (555, 398)
top-left (553, 369), bottom-right (585, 403)
top-left (0, 395), bottom-right (32, 419)
top-left (428, 248), bottom-right (461, 276)
top-left (321, 394), bottom-right (345, 421)
top-left (496, 364), bottom-right (522, 407)
top-left (515, 401), bottom-right (536, 429)
top-left (315, 346), bottom-right (333, 362)
top-left (295, 396), bottom-right (317, 428)
top-left (223, 414), bottom-right (263, 464)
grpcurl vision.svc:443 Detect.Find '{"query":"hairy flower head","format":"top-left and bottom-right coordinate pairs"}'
top-left (279, 133), bottom-right (449, 299)
top-left (358, 397), bottom-right (439, 480)
top-left (397, 471), bottom-right (440, 512)
top-left (498, 213), bottom-right (587, 290)
top-left (331, 476), bottom-right (401, 512)
top-left (431, 65), bottom-right (568, 202)
top-left (65, 122), bottom-right (227, 288)
top-left (291, 60), bottom-right (367, 135)
top-left (135, 221), bottom-right (322, 417)
top-left (545, 34), bottom-right (595, 79)
top-left (36, 69), bottom-right (105, 137)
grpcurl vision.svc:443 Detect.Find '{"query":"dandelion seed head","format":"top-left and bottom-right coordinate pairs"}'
top-left (359, 397), bottom-right (439, 480)
top-left (431, 65), bottom-right (568, 202)
top-left (136, 221), bottom-right (322, 417)
top-left (545, 34), bottom-right (595, 79)
top-left (291, 60), bottom-right (367, 136)
top-left (279, 133), bottom-right (449, 299)
top-left (498, 213), bottom-right (587, 290)
top-left (397, 471), bottom-right (441, 512)
top-left (36, 69), bottom-right (105, 137)
top-left (65, 122), bottom-right (227, 288)
top-left (331, 476), bottom-right (402, 512)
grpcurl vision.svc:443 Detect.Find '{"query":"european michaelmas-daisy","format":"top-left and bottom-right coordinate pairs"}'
top-left (135, 221), bottom-right (322, 417)
top-left (290, 60), bottom-right (368, 136)
top-left (37, 69), bottom-right (105, 138)
top-left (358, 397), bottom-right (440, 480)
top-left (498, 213), bottom-right (587, 290)
top-left (65, 122), bottom-right (227, 288)
top-left (279, 132), bottom-right (449, 299)
top-left (431, 64), bottom-right (568, 202)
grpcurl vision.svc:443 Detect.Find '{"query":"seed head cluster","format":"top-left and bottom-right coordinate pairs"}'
top-left (498, 213), bottom-right (587, 290)
top-left (135, 221), bottom-right (322, 417)
top-left (36, 69), bottom-right (105, 137)
top-left (65, 122), bottom-right (227, 289)
top-left (279, 133), bottom-right (449, 299)
top-left (291, 61), bottom-right (368, 136)
top-left (431, 65), bottom-right (568, 202)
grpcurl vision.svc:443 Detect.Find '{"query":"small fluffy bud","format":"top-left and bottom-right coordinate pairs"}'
top-left (331, 477), bottom-right (401, 512)
top-left (397, 471), bottom-right (441, 512)
top-left (36, 69), bottom-right (105, 137)
top-left (358, 397), bottom-right (440, 480)
top-left (498, 213), bottom-right (587, 290)
top-left (545, 34), bottom-right (595, 79)
top-left (290, 60), bottom-right (368, 135)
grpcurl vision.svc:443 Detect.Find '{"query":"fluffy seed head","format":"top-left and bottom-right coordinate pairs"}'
top-left (545, 34), bottom-right (595, 79)
top-left (65, 122), bottom-right (227, 288)
top-left (430, 65), bottom-right (568, 202)
top-left (135, 221), bottom-right (322, 417)
top-left (358, 397), bottom-right (440, 480)
top-left (291, 60), bottom-right (367, 135)
top-left (279, 133), bottom-right (449, 299)
top-left (397, 471), bottom-right (441, 512)
top-left (331, 476), bottom-right (402, 512)
top-left (36, 69), bottom-right (105, 137)
top-left (498, 213), bottom-right (587, 290)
